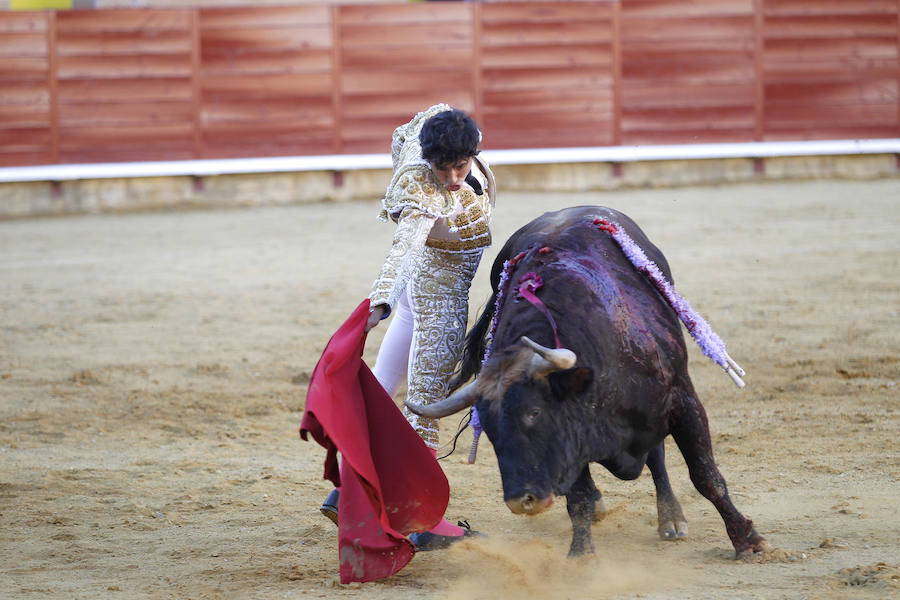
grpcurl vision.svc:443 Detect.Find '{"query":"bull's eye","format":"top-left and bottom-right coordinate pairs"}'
top-left (524, 406), bottom-right (542, 426)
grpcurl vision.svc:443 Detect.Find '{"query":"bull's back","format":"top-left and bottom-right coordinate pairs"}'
top-left (496, 206), bottom-right (687, 380)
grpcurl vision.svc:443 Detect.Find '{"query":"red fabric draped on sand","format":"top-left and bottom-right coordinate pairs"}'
top-left (300, 299), bottom-right (449, 583)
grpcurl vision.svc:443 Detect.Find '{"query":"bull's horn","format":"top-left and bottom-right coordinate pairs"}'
top-left (404, 380), bottom-right (478, 419)
top-left (521, 336), bottom-right (577, 375)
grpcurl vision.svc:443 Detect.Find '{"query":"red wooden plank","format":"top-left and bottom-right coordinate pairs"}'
top-left (201, 49), bottom-right (333, 76)
top-left (484, 124), bottom-right (614, 149)
top-left (763, 0), bottom-right (897, 17)
top-left (621, 83), bottom-right (756, 108)
top-left (0, 126), bottom-right (52, 148)
top-left (200, 26), bottom-right (332, 52)
top-left (57, 54), bottom-right (192, 79)
top-left (0, 12), bottom-right (48, 34)
top-left (56, 10), bottom-right (190, 33)
top-left (621, 16), bottom-right (754, 42)
top-left (623, 58), bottom-right (755, 85)
top-left (0, 151), bottom-right (53, 167)
top-left (0, 103), bottom-right (50, 127)
top-left (198, 6), bottom-right (330, 29)
top-left (622, 106), bottom-right (756, 130)
top-left (202, 117), bottom-right (334, 135)
top-left (481, 44), bottom-right (612, 69)
top-left (200, 73), bottom-right (332, 99)
top-left (483, 110), bottom-right (612, 130)
top-left (59, 122), bottom-right (193, 145)
top-left (0, 57), bottom-right (48, 81)
top-left (481, 2), bottom-right (615, 23)
top-left (0, 33), bottom-right (48, 57)
top-left (764, 15), bottom-right (897, 39)
top-left (57, 30), bottom-right (192, 56)
top-left (763, 66), bottom-right (898, 84)
top-left (765, 79), bottom-right (899, 105)
top-left (762, 126), bottom-right (898, 141)
top-left (340, 22), bottom-right (471, 48)
top-left (201, 122), bottom-right (334, 157)
top-left (342, 70), bottom-right (472, 95)
top-left (339, 3), bottom-right (470, 26)
top-left (0, 81), bottom-right (50, 104)
top-left (342, 45), bottom-right (474, 71)
top-left (765, 103), bottom-right (896, 126)
top-left (624, 38), bottom-right (755, 56)
top-left (481, 21), bottom-right (613, 46)
top-left (57, 78), bottom-right (193, 103)
top-left (483, 67), bottom-right (612, 92)
top-left (342, 92), bottom-right (474, 119)
top-left (764, 37), bottom-right (898, 61)
top-left (58, 101), bottom-right (193, 127)
top-left (764, 59), bottom-right (897, 80)
top-left (621, 128), bottom-right (756, 144)
top-left (622, 0), bottom-right (754, 18)
top-left (60, 145), bottom-right (195, 163)
top-left (201, 97), bottom-right (332, 125)
top-left (482, 88), bottom-right (613, 112)
top-left (202, 140), bottom-right (334, 159)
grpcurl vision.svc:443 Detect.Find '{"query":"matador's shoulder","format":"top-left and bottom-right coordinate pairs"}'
top-left (380, 104), bottom-right (456, 222)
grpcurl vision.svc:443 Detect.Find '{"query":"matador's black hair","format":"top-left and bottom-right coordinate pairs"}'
top-left (420, 109), bottom-right (480, 167)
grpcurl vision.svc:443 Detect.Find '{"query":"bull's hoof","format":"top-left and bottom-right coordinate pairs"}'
top-left (734, 528), bottom-right (770, 558)
top-left (659, 519), bottom-right (688, 540)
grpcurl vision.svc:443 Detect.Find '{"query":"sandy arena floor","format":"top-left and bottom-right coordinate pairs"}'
top-left (1, 178), bottom-right (898, 599)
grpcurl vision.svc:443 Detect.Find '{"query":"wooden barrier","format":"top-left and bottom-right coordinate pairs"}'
top-left (0, 0), bottom-right (897, 167)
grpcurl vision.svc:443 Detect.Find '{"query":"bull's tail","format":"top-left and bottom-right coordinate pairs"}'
top-left (448, 293), bottom-right (496, 393)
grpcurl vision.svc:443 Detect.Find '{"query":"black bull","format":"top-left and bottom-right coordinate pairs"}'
top-left (407, 206), bottom-right (768, 558)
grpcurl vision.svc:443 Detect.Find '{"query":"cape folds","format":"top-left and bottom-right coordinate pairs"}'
top-left (300, 299), bottom-right (449, 583)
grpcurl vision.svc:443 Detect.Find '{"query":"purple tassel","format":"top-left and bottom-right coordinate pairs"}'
top-left (594, 219), bottom-right (746, 387)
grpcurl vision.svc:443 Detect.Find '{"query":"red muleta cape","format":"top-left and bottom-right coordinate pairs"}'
top-left (300, 299), bottom-right (449, 583)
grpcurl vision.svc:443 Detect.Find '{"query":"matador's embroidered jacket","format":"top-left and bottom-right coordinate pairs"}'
top-left (369, 104), bottom-right (496, 315)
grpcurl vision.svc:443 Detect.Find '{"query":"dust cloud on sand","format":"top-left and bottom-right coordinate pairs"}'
top-left (1, 179), bottom-right (898, 599)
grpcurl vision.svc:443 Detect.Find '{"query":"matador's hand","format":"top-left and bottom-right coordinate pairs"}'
top-left (365, 305), bottom-right (386, 332)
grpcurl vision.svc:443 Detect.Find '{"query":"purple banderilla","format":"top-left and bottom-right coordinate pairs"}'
top-left (593, 218), bottom-right (746, 388)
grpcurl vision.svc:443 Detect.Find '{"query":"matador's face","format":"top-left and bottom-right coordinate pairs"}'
top-left (429, 157), bottom-right (473, 192)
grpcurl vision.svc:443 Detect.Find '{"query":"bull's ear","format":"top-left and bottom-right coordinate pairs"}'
top-left (549, 367), bottom-right (593, 399)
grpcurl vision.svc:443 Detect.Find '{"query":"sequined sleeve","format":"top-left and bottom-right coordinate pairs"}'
top-left (369, 207), bottom-right (436, 317)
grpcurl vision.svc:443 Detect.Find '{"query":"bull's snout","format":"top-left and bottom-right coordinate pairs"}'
top-left (505, 493), bottom-right (554, 516)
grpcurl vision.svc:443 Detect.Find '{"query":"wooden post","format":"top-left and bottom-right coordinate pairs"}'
top-left (753, 0), bottom-right (765, 142)
top-left (47, 11), bottom-right (59, 164)
top-left (190, 9), bottom-right (203, 159)
top-left (612, 0), bottom-right (622, 147)
top-left (331, 5), bottom-right (343, 155)
top-left (472, 1), bottom-right (483, 130)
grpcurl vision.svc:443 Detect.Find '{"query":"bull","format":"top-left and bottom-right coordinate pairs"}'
top-left (406, 206), bottom-right (768, 558)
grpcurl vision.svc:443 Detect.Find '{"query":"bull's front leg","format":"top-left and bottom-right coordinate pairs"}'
top-left (565, 466), bottom-right (597, 557)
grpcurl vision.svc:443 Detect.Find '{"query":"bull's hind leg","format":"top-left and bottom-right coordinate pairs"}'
top-left (565, 466), bottom-right (597, 557)
top-left (646, 442), bottom-right (688, 540)
top-left (670, 389), bottom-right (768, 557)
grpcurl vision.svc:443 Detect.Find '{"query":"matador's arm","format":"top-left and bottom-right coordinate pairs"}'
top-left (369, 207), bottom-right (436, 318)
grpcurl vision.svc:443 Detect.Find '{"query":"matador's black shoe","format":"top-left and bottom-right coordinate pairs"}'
top-left (320, 489), bottom-right (339, 526)
top-left (408, 520), bottom-right (480, 551)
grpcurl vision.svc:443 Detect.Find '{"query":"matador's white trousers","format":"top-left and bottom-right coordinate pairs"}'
top-left (372, 247), bottom-right (483, 449)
